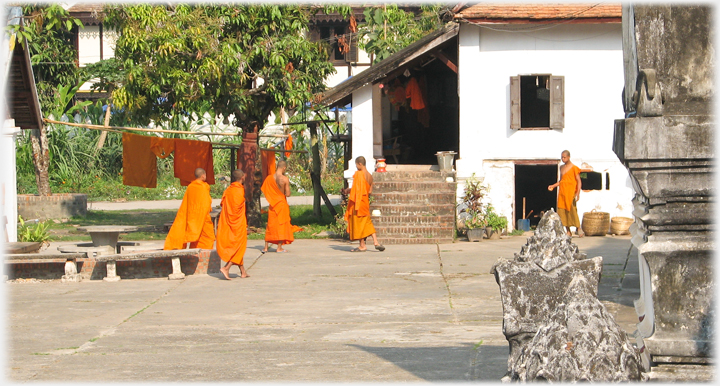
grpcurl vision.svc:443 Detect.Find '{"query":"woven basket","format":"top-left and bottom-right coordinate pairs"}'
top-left (610, 216), bottom-right (633, 235)
top-left (581, 210), bottom-right (610, 236)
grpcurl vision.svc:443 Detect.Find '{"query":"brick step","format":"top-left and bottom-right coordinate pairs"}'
top-left (372, 215), bottom-right (455, 227)
top-left (375, 225), bottom-right (455, 239)
top-left (371, 192), bottom-right (455, 205)
top-left (378, 237), bottom-right (455, 245)
top-left (370, 203), bottom-right (456, 216)
top-left (373, 171), bottom-right (445, 182)
top-left (373, 181), bottom-right (456, 193)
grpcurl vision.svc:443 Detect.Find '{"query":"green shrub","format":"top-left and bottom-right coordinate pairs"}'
top-left (17, 216), bottom-right (51, 243)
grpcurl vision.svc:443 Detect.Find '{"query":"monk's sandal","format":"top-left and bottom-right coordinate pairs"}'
top-left (375, 244), bottom-right (385, 252)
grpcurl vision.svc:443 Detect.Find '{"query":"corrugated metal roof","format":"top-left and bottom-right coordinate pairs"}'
top-left (455, 3), bottom-right (621, 23)
top-left (317, 22), bottom-right (459, 107)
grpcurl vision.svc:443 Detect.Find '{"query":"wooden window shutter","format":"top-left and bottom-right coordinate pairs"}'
top-left (549, 75), bottom-right (565, 129)
top-left (345, 32), bottom-right (358, 63)
top-left (510, 76), bottom-right (521, 129)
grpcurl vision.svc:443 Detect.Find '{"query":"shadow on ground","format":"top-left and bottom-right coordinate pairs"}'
top-left (349, 343), bottom-right (508, 381)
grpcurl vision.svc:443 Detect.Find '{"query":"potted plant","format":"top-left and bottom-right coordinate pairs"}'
top-left (484, 204), bottom-right (508, 240)
top-left (458, 174), bottom-right (488, 242)
top-left (465, 211), bottom-right (487, 242)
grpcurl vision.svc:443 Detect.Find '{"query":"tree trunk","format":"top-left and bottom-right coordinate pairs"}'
top-left (96, 98), bottom-right (112, 151)
top-left (30, 126), bottom-right (51, 196)
top-left (241, 124), bottom-right (262, 228)
top-left (310, 122), bottom-right (322, 219)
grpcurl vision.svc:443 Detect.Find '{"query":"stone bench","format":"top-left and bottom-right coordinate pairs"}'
top-left (93, 249), bottom-right (201, 282)
top-left (4, 253), bottom-right (87, 282)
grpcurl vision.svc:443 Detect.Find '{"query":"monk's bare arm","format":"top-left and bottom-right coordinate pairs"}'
top-left (281, 175), bottom-right (291, 197)
top-left (575, 172), bottom-right (582, 201)
top-left (366, 171), bottom-right (373, 194)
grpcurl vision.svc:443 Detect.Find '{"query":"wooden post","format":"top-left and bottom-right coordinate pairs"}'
top-left (309, 122), bottom-right (322, 219)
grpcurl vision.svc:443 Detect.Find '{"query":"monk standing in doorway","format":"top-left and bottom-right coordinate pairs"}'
top-left (261, 160), bottom-right (301, 253)
top-left (164, 167), bottom-right (216, 250)
top-left (548, 150), bottom-right (585, 237)
top-left (344, 156), bottom-right (385, 252)
top-left (217, 169), bottom-right (249, 280)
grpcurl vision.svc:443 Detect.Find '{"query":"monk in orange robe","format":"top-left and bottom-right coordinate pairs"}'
top-left (344, 156), bottom-right (385, 252)
top-left (217, 169), bottom-right (249, 280)
top-left (548, 150), bottom-right (584, 237)
top-left (261, 160), bottom-right (302, 253)
top-left (164, 168), bottom-right (216, 250)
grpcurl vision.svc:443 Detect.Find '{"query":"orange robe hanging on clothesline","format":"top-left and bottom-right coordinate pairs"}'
top-left (164, 179), bottom-right (215, 250)
top-left (173, 138), bottom-right (215, 186)
top-left (261, 175), bottom-right (302, 245)
top-left (216, 182), bottom-right (247, 265)
top-left (557, 164), bottom-right (581, 228)
top-left (284, 135), bottom-right (293, 158)
top-left (150, 137), bottom-right (175, 159)
top-left (345, 170), bottom-right (376, 241)
top-left (405, 77), bottom-right (426, 110)
top-left (122, 132), bottom-right (157, 188)
top-left (261, 149), bottom-right (277, 182)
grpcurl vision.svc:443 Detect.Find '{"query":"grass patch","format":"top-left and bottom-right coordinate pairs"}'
top-left (49, 205), bottom-right (342, 242)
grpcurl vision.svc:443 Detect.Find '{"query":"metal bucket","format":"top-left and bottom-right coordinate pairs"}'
top-left (436, 151), bottom-right (457, 172)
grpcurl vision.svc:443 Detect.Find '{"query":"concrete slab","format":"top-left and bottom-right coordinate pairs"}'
top-left (6, 235), bottom-right (640, 382)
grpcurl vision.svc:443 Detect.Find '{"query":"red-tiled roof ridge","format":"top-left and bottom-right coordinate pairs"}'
top-left (455, 3), bottom-right (622, 23)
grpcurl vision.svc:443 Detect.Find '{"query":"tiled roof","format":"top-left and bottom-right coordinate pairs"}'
top-left (456, 3), bottom-right (622, 23)
top-left (67, 3), bottom-right (105, 13)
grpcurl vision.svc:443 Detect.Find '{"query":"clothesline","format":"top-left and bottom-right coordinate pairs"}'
top-left (44, 118), bottom-right (242, 137)
top-left (259, 147), bottom-right (307, 154)
top-left (44, 118), bottom-right (290, 140)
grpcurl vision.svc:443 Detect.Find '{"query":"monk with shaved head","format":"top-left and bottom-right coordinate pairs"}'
top-left (548, 150), bottom-right (584, 237)
top-left (164, 167), bottom-right (216, 250)
top-left (261, 159), bottom-right (302, 253)
top-left (217, 169), bottom-right (249, 279)
top-left (345, 156), bottom-right (384, 252)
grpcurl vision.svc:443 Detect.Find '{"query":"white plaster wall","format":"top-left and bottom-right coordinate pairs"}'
top-left (345, 84), bottom-right (376, 182)
top-left (457, 22), bottom-right (634, 228)
top-left (78, 25), bottom-right (101, 66)
top-left (325, 64), bottom-right (372, 88)
top-left (102, 27), bottom-right (117, 59)
top-left (2, 120), bottom-right (21, 242)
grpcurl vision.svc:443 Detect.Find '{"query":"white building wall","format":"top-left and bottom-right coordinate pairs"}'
top-left (344, 84), bottom-right (376, 182)
top-left (457, 22), bottom-right (634, 230)
top-left (2, 120), bottom-right (21, 242)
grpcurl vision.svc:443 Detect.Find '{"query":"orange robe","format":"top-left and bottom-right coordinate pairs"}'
top-left (164, 179), bottom-right (215, 250)
top-left (261, 149), bottom-right (277, 182)
top-left (173, 138), bottom-right (215, 186)
top-left (345, 170), bottom-right (376, 241)
top-left (261, 174), bottom-right (302, 245)
top-left (557, 164), bottom-right (581, 227)
top-left (284, 135), bottom-right (293, 158)
top-left (122, 133), bottom-right (157, 188)
top-left (150, 137), bottom-right (175, 159)
top-left (216, 182), bottom-right (247, 265)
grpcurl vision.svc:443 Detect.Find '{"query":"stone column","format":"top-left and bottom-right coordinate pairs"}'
top-left (613, 4), bottom-right (714, 369)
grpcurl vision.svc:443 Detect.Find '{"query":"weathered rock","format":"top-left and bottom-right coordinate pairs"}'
top-left (493, 209), bottom-right (644, 381)
top-left (513, 274), bottom-right (644, 382)
top-left (491, 209), bottom-right (602, 380)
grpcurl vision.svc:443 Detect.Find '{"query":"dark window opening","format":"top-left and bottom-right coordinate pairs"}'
top-left (581, 171), bottom-right (603, 190)
top-left (520, 75), bottom-right (550, 128)
top-left (515, 164), bottom-right (559, 227)
top-left (605, 172), bottom-right (610, 190)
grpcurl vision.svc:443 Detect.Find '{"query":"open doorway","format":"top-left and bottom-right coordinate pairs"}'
top-left (515, 163), bottom-right (558, 227)
top-left (379, 42), bottom-right (459, 165)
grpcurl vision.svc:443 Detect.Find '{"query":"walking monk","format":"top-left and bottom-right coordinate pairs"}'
top-left (164, 168), bottom-right (215, 250)
top-left (345, 156), bottom-right (385, 252)
top-left (261, 160), bottom-right (301, 253)
top-left (548, 150), bottom-right (585, 237)
top-left (217, 169), bottom-right (249, 280)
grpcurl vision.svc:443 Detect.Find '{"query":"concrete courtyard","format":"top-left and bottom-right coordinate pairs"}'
top-left (5, 235), bottom-right (640, 382)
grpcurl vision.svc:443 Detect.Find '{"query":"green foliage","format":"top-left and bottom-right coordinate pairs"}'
top-left (103, 4), bottom-right (336, 130)
top-left (7, 4), bottom-right (84, 114)
top-left (17, 216), bottom-right (51, 243)
top-left (458, 174), bottom-right (488, 230)
top-left (485, 204), bottom-right (508, 233)
top-left (509, 229), bottom-right (525, 236)
top-left (357, 5), bottom-right (446, 63)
